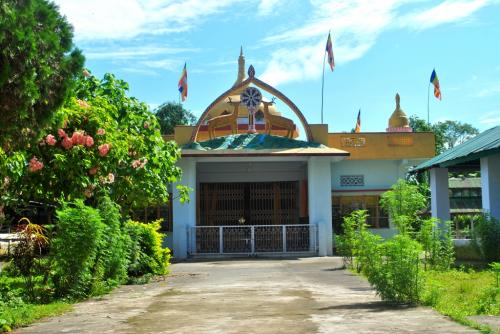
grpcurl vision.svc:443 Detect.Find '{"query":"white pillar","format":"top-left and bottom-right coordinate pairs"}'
top-left (430, 167), bottom-right (450, 221)
top-left (480, 153), bottom-right (500, 220)
top-left (308, 157), bottom-right (333, 256)
top-left (172, 158), bottom-right (196, 260)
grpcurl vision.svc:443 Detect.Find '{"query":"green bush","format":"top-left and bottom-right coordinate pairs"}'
top-left (373, 235), bottom-right (423, 303)
top-left (472, 213), bottom-right (500, 262)
top-left (418, 218), bottom-right (454, 270)
top-left (125, 220), bottom-right (170, 278)
top-left (92, 197), bottom-right (131, 294)
top-left (50, 200), bottom-right (105, 299)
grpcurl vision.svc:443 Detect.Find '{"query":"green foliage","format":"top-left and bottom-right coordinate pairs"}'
top-left (0, 299), bottom-right (71, 333)
top-left (490, 262), bottom-right (500, 288)
top-left (336, 210), bottom-right (383, 274)
top-left (418, 218), bottom-right (455, 270)
top-left (423, 269), bottom-right (499, 332)
top-left (10, 218), bottom-right (49, 301)
top-left (125, 220), bottom-right (170, 278)
top-left (409, 116), bottom-right (479, 154)
top-left (373, 235), bottom-right (423, 303)
top-left (50, 200), bottom-right (105, 298)
top-left (155, 102), bottom-right (197, 135)
top-left (380, 179), bottom-right (427, 233)
top-left (0, 0), bottom-right (84, 149)
top-left (92, 197), bottom-right (131, 294)
top-left (338, 211), bottom-right (421, 304)
top-left (472, 213), bottom-right (500, 262)
top-left (50, 198), bottom-right (137, 298)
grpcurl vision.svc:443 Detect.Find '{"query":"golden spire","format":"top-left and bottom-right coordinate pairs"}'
top-left (388, 92), bottom-right (410, 130)
top-left (233, 46), bottom-right (246, 87)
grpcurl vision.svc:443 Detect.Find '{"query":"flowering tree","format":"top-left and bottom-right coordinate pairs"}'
top-left (3, 72), bottom-right (188, 212)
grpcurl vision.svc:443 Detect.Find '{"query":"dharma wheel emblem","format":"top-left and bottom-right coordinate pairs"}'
top-left (240, 87), bottom-right (262, 109)
top-left (240, 87), bottom-right (262, 134)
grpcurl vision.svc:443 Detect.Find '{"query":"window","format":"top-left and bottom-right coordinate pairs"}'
top-left (332, 195), bottom-right (389, 233)
top-left (340, 175), bottom-right (364, 187)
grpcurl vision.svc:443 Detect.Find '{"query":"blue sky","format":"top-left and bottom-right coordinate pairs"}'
top-left (55, 0), bottom-right (500, 136)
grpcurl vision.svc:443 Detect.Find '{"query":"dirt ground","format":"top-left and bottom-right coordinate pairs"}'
top-left (15, 257), bottom-right (477, 334)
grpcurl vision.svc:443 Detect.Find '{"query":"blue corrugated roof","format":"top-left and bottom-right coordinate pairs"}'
top-left (414, 126), bottom-right (500, 170)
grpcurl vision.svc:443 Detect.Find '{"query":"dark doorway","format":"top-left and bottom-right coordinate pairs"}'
top-left (198, 181), bottom-right (300, 226)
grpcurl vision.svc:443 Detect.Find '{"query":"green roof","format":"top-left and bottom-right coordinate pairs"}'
top-left (182, 133), bottom-right (326, 151)
top-left (414, 126), bottom-right (500, 171)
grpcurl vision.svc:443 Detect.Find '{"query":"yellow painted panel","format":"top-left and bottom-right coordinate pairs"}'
top-left (328, 132), bottom-right (435, 160)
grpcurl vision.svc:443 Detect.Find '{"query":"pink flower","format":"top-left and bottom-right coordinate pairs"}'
top-left (85, 135), bottom-right (94, 147)
top-left (70, 131), bottom-right (86, 146)
top-left (62, 136), bottom-right (73, 150)
top-left (140, 158), bottom-right (148, 168)
top-left (98, 143), bottom-right (110, 157)
top-left (57, 129), bottom-right (67, 138)
top-left (107, 173), bottom-right (115, 183)
top-left (89, 167), bottom-right (98, 175)
top-left (77, 99), bottom-right (90, 109)
top-left (131, 160), bottom-right (141, 169)
top-left (28, 157), bottom-right (44, 172)
top-left (97, 128), bottom-right (105, 135)
top-left (82, 69), bottom-right (91, 77)
top-left (143, 122), bottom-right (150, 129)
top-left (45, 134), bottom-right (56, 146)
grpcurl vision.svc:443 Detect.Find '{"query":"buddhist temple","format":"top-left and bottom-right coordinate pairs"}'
top-left (163, 49), bottom-right (435, 259)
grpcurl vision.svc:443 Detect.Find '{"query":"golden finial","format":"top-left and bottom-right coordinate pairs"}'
top-left (395, 93), bottom-right (400, 110)
top-left (233, 47), bottom-right (246, 87)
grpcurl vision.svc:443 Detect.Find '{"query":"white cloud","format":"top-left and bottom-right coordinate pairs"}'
top-left (141, 58), bottom-right (182, 71)
top-left (260, 0), bottom-right (494, 86)
top-left (258, 0), bottom-right (285, 16)
top-left (54, 0), bottom-right (244, 40)
top-left (85, 45), bottom-right (198, 60)
top-left (479, 111), bottom-right (500, 124)
top-left (400, 0), bottom-right (488, 29)
top-left (474, 82), bottom-right (500, 97)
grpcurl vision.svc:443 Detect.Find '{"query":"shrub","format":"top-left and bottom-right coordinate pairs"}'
top-left (10, 218), bottom-right (48, 301)
top-left (91, 197), bottom-right (131, 294)
top-left (472, 213), bottom-right (500, 262)
top-left (125, 220), bottom-right (170, 278)
top-left (50, 200), bottom-right (105, 299)
top-left (380, 179), bottom-right (427, 233)
top-left (371, 235), bottom-right (423, 304)
top-left (418, 218), bottom-right (454, 270)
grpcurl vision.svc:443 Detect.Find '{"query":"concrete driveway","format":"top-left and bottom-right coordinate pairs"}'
top-left (16, 257), bottom-right (476, 334)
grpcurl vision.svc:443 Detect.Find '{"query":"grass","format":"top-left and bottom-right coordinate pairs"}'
top-left (0, 302), bottom-right (72, 332)
top-left (422, 269), bottom-right (499, 333)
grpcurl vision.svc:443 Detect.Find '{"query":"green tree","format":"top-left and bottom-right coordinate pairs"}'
top-left (154, 102), bottom-right (196, 135)
top-left (380, 179), bottom-right (427, 233)
top-left (0, 0), bottom-right (84, 149)
top-left (409, 116), bottom-right (478, 154)
top-left (434, 120), bottom-right (479, 150)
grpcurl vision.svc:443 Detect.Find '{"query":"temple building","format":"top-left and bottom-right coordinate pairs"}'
top-left (165, 50), bottom-right (435, 259)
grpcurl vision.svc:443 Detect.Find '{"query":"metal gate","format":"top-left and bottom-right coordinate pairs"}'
top-left (188, 224), bottom-right (318, 256)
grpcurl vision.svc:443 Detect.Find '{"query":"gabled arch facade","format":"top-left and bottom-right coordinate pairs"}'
top-left (189, 65), bottom-right (313, 142)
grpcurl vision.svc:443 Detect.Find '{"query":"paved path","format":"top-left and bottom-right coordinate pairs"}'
top-left (16, 257), bottom-right (476, 334)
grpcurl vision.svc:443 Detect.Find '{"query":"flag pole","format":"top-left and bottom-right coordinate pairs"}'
top-left (427, 82), bottom-right (431, 125)
top-left (321, 45), bottom-right (326, 124)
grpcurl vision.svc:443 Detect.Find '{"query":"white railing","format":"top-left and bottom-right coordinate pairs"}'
top-left (188, 224), bottom-right (318, 256)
